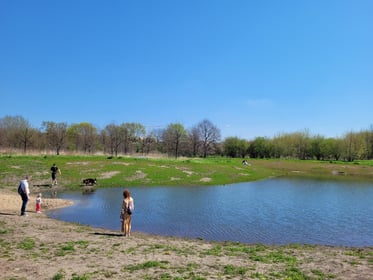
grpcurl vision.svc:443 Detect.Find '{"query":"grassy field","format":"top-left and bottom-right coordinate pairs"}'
top-left (1, 154), bottom-right (373, 191)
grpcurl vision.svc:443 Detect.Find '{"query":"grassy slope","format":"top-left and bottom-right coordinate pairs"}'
top-left (1, 155), bottom-right (373, 191)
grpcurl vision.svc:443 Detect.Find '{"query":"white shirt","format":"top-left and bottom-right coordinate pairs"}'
top-left (20, 179), bottom-right (30, 197)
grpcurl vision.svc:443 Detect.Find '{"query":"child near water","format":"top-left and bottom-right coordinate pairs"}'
top-left (36, 193), bottom-right (42, 213)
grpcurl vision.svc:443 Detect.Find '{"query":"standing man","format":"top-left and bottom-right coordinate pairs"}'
top-left (50, 163), bottom-right (61, 186)
top-left (19, 175), bottom-right (31, 216)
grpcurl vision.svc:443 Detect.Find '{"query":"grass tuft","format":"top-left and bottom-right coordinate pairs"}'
top-left (17, 237), bottom-right (36, 250)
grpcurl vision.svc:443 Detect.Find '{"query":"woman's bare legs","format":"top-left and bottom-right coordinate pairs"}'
top-left (125, 216), bottom-right (132, 237)
top-left (121, 220), bottom-right (125, 236)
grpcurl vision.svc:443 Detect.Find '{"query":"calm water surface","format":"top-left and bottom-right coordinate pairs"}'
top-left (47, 178), bottom-right (373, 246)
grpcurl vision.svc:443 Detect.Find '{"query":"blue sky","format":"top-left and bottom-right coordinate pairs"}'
top-left (1, 0), bottom-right (372, 140)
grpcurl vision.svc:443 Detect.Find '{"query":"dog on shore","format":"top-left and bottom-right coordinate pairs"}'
top-left (82, 178), bottom-right (97, 186)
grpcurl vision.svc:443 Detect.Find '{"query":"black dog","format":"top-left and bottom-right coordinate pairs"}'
top-left (82, 178), bottom-right (97, 186)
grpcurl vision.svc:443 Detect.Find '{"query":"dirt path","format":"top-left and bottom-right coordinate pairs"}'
top-left (0, 190), bottom-right (372, 280)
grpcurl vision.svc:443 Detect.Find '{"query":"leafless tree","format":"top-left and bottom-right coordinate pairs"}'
top-left (188, 126), bottom-right (200, 157)
top-left (120, 123), bottom-right (146, 154)
top-left (0, 115), bottom-right (36, 152)
top-left (99, 129), bottom-right (108, 154)
top-left (139, 134), bottom-right (156, 155)
top-left (103, 124), bottom-right (123, 156)
top-left (6, 113), bottom-right (373, 161)
top-left (195, 119), bottom-right (221, 158)
top-left (150, 128), bottom-right (166, 153)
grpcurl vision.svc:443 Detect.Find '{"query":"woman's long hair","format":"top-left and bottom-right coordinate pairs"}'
top-left (123, 189), bottom-right (131, 199)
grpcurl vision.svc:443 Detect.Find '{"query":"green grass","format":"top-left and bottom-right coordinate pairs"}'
top-left (223, 264), bottom-right (249, 276)
top-left (17, 237), bottom-right (36, 250)
top-left (0, 155), bottom-right (276, 190)
top-left (122, 260), bottom-right (170, 272)
top-left (70, 273), bottom-right (90, 280)
top-left (3, 155), bottom-right (373, 192)
top-left (55, 240), bottom-right (89, 256)
top-left (52, 270), bottom-right (66, 280)
top-left (56, 242), bottom-right (75, 256)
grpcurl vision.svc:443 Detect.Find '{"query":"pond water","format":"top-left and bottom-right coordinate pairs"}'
top-left (47, 178), bottom-right (373, 246)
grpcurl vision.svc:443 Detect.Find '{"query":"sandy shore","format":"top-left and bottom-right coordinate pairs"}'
top-left (0, 189), bottom-right (73, 214)
top-left (1, 189), bottom-right (372, 280)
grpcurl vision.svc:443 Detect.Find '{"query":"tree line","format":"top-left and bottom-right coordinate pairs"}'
top-left (1, 115), bottom-right (372, 161)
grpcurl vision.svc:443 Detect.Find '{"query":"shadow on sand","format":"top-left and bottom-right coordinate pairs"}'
top-left (91, 232), bottom-right (123, 237)
top-left (0, 212), bottom-right (19, 216)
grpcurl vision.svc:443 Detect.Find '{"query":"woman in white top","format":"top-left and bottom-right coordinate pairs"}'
top-left (120, 189), bottom-right (134, 236)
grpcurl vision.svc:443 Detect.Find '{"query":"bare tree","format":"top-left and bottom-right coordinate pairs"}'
top-left (187, 127), bottom-right (200, 157)
top-left (99, 129), bottom-right (108, 154)
top-left (121, 123), bottom-right (146, 154)
top-left (195, 119), bottom-right (221, 158)
top-left (19, 126), bottom-right (36, 153)
top-left (0, 115), bottom-right (35, 152)
top-left (139, 134), bottom-right (156, 155)
top-left (151, 128), bottom-right (166, 154)
top-left (42, 121), bottom-right (67, 155)
top-left (103, 124), bottom-right (124, 157)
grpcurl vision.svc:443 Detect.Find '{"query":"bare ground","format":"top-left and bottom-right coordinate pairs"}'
top-left (0, 190), bottom-right (372, 280)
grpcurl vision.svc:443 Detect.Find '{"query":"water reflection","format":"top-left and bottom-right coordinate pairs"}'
top-left (47, 178), bottom-right (373, 246)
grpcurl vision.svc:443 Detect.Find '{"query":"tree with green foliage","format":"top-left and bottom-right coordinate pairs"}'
top-left (223, 137), bottom-right (249, 158)
top-left (343, 131), bottom-right (358, 162)
top-left (319, 137), bottom-right (342, 160)
top-left (67, 122), bottom-right (98, 153)
top-left (310, 135), bottom-right (324, 160)
top-left (355, 128), bottom-right (373, 160)
top-left (162, 123), bottom-right (187, 158)
top-left (42, 121), bottom-right (67, 155)
top-left (249, 137), bottom-right (272, 158)
top-left (3, 114), bottom-right (373, 161)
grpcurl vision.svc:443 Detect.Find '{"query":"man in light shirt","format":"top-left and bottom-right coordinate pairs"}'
top-left (19, 175), bottom-right (31, 216)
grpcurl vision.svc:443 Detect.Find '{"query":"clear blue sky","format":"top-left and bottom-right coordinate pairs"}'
top-left (1, 0), bottom-right (372, 140)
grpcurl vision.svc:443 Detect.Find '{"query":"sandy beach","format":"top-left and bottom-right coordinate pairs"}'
top-left (1, 189), bottom-right (372, 279)
top-left (0, 189), bottom-right (73, 214)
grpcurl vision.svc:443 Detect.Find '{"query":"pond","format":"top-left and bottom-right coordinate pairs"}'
top-left (47, 177), bottom-right (373, 246)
